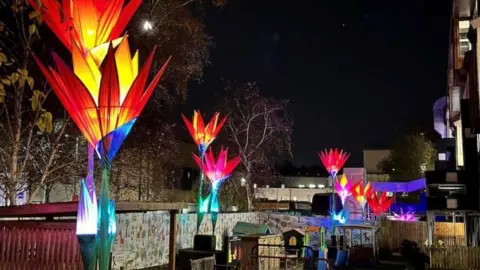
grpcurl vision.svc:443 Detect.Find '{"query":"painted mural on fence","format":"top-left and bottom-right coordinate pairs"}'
top-left (259, 213), bottom-right (372, 248)
top-left (111, 212), bottom-right (259, 269)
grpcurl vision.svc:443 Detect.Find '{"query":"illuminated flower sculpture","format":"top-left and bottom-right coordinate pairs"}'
top-left (35, 37), bottom-right (170, 269)
top-left (335, 174), bottom-right (352, 205)
top-left (318, 148), bottom-right (350, 236)
top-left (182, 111), bottom-right (226, 155)
top-left (29, 0), bottom-right (141, 57)
top-left (318, 148), bottom-right (350, 178)
top-left (182, 111), bottom-right (226, 230)
top-left (366, 191), bottom-right (394, 216)
top-left (389, 209), bottom-right (419, 222)
top-left (350, 181), bottom-right (372, 210)
top-left (193, 147), bottom-right (240, 232)
top-left (331, 209), bottom-right (350, 225)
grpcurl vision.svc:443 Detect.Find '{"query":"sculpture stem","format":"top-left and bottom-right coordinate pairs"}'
top-left (98, 160), bottom-right (111, 270)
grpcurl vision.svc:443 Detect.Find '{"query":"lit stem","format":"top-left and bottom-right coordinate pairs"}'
top-left (97, 160), bottom-right (111, 270)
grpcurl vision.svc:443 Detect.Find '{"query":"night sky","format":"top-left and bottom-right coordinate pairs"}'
top-left (187, 0), bottom-right (453, 167)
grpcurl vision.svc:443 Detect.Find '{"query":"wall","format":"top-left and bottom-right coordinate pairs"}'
top-left (111, 212), bottom-right (259, 269)
top-left (255, 187), bottom-right (331, 202)
top-left (280, 176), bottom-right (329, 188)
top-left (362, 149), bottom-right (390, 173)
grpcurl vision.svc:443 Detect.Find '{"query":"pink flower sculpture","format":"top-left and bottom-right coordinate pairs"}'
top-left (318, 148), bottom-right (350, 177)
top-left (389, 209), bottom-right (419, 222)
top-left (335, 173), bottom-right (352, 205)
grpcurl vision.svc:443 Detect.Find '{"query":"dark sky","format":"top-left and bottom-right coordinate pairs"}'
top-left (187, 0), bottom-right (452, 167)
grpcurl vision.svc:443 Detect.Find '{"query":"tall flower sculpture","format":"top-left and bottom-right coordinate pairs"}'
top-left (389, 209), bottom-right (419, 222)
top-left (182, 111), bottom-right (226, 230)
top-left (35, 37), bottom-right (170, 269)
top-left (318, 148), bottom-right (350, 236)
top-left (29, 0), bottom-right (142, 200)
top-left (193, 147), bottom-right (240, 232)
top-left (366, 191), bottom-right (394, 216)
top-left (335, 173), bottom-right (352, 206)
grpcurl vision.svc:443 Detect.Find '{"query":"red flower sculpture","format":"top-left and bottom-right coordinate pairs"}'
top-left (29, 0), bottom-right (141, 56)
top-left (318, 148), bottom-right (350, 177)
top-left (193, 147), bottom-right (240, 190)
top-left (366, 191), bottom-right (393, 216)
top-left (182, 111), bottom-right (227, 155)
top-left (34, 38), bottom-right (170, 160)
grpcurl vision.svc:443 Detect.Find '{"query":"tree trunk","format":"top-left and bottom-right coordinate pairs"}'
top-left (245, 171), bottom-right (253, 212)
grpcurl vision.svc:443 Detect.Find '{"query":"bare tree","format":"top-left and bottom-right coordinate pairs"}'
top-left (0, 1), bottom-right (80, 205)
top-left (221, 82), bottom-right (293, 211)
top-left (130, 0), bottom-right (225, 102)
top-left (110, 119), bottom-right (180, 201)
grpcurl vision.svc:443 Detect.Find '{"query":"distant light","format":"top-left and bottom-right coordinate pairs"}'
top-left (293, 196), bottom-right (297, 201)
top-left (392, 168), bottom-right (395, 171)
top-left (241, 177), bottom-right (246, 186)
top-left (317, 184), bottom-right (325, 189)
top-left (253, 183), bottom-right (257, 188)
top-left (281, 184), bottom-right (285, 188)
top-left (266, 185), bottom-right (270, 188)
top-left (308, 184), bottom-right (316, 188)
top-left (143, 20), bottom-right (153, 31)
top-left (298, 185), bottom-right (305, 188)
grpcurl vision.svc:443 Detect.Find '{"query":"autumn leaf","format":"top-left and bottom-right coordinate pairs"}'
top-left (28, 11), bottom-right (39, 20)
top-left (36, 111), bottom-right (53, 133)
top-left (0, 83), bottom-right (5, 103)
top-left (10, 72), bottom-right (19, 84)
top-left (28, 24), bottom-right (36, 36)
top-left (0, 53), bottom-right (6, 62)
top-left (1, 77), bottom-right (11, 86)
top-left (31, 90), bottom-right (44, 111)
top-left (27, 76), bottom-right (34, 89)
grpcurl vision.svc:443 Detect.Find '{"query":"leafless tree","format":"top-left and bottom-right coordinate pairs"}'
top-left (221, 81), bottom-right (293, 211)
top-left (0, 0), bottom-right (81, 205)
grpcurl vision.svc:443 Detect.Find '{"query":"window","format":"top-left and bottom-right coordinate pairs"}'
top-left (458, 20), bottom-right (471, 59)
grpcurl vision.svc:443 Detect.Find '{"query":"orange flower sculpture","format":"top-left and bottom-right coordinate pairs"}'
top-left (182, 111), bottom-right (227, 155)
top-left (366, 191), bottom-right (393, 216)
top-left (34, 37), bottom-right (170, 161)
top-left (318, 148), bottom-right (350, 177)
top-left (350, 181), bottom-right (372, 209)
top-left (29, 0), bottom-right (141, 58)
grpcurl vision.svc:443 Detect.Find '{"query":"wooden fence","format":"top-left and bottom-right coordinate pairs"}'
top-left (379, 220), bottom-right (467, 251)
top-left (0, 221), bottom-right (82, 270)
top-left (427, 246), bottom-right (480, 269)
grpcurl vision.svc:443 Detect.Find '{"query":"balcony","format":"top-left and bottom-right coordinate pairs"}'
top-left (425, 170), bottom-right (468, 186)
top-left (426, 196), bottom-right (472, 211)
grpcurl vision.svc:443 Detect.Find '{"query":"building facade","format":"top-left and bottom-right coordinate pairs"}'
top-left (426, 0), bottom-right (480, 246)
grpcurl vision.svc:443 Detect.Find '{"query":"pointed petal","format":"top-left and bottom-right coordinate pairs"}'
top-left (115, 37), bottom-right (134, 104)
top-left (98, 45), bottom-right (121, 136)
top-left (109, 0), bottom-right (142, 40)
top-left (95, 0), bottom-right (123, 45)
top-left (134, 56), bottom-right (171, 117)
top-left (72, 40), bottom-right (100, 102)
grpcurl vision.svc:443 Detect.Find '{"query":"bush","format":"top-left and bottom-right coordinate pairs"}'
top-left (400, 240), bottom-right (429, 270)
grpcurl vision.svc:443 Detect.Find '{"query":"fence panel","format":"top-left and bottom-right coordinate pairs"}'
top-left (0, 221), bottom-right (82, 270)
top-left (428, 246), bottom-right (480, 269)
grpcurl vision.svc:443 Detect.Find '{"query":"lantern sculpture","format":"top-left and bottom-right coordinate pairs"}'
top-left (366, 191), bottom-right (393, 216)
top-left (335, 173), bottom-right (352, 206)
top-left (350, 181), bottom-right (372, 210)
top-left (76, 179), bottom-right (98, 268)
top-left (33, 0), bottom-right (171, 265)
top-left (318, 148), bottom-right (350, 178)
top-left (182, 111), bottom-right (226, 230)
top-left (389, 209), bottom-right (419, 222)
top-left (331, 209), bottom-right (349, 225)
top-left (193, 147), bottom-right (240, 232)
top-left (318, 148), bottom-right (350, 235)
